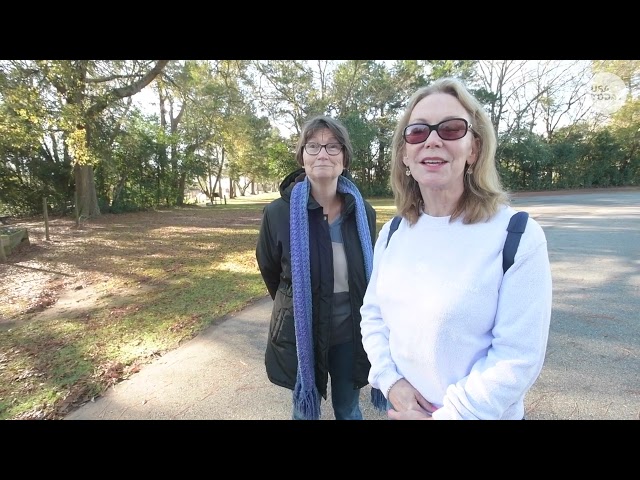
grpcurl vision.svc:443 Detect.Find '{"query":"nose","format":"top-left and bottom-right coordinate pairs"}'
top-left (316, 146), bottom-right (330, 157)
top-left (424, 129), bottom-right (441, 147)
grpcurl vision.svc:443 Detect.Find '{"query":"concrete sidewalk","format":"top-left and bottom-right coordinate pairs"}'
top-left (64, 295), bottom-right (387, 420)
top-left (65, 190), bottom-right (640, 420)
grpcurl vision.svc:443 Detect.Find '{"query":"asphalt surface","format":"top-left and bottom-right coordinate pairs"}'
top-left (65, 190), bottom-right (640, 420)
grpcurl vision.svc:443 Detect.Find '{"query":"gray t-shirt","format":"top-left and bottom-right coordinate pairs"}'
top-left (329, 214), bottom-right (352, 346)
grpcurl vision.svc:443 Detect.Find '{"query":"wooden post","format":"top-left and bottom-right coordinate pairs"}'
top-left (0, 234), bottom-right (6, 263)
top-left (43, 196), bottom-right (50, 241)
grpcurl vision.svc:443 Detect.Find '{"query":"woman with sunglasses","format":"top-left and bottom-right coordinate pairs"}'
top-left (256, 115), bottom-right (383, 420)
top-left (360, 77), bottom-right (552, 420)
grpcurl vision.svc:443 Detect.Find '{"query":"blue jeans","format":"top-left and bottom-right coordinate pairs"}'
top-left (292, 341), bottom-right (363, 420)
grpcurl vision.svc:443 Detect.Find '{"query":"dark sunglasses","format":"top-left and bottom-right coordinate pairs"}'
top-left (403, 118), bottom-right (474, 144)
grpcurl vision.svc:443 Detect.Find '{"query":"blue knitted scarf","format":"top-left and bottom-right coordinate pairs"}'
top-left (290, 175), bottom-right (386, 419)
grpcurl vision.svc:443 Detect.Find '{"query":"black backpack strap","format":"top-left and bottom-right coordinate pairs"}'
top-left (386, 216), bottom-right (402, 247)
top-left (503, 211), bottom-right (529, 273)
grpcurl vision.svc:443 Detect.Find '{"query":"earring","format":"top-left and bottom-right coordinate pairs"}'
top-left (405, 166), bottom-right (411, 177)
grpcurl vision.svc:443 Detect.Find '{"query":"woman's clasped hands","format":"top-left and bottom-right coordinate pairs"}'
top-left (387, 378), bottom-right (438, 420)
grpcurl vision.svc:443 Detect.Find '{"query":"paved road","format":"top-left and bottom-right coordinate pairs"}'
top-left (65, 190), bottom-right (640, 420)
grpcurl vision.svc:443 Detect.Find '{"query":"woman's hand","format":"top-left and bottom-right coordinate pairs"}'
top-left (388, 408), bottom-right (433, 420)
top-left (387, 378), bottom-right (437, 420)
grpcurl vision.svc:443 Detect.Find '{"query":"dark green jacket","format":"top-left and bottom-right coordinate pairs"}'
top-left (255, 168), bottom-right (376, 398)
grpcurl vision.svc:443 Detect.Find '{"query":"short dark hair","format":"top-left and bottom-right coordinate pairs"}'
top-left (295, 115), bottom-right (353, 169)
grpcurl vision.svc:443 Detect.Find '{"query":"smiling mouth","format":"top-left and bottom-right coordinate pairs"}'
top-left (421, 160), bottom-right (446, 165)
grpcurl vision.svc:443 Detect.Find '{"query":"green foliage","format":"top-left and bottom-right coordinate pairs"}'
top-left (429, 60), bottom-right (478, 84)
top-left (1, 60), bottom-right (639, 215)
top-left (265, 138), bottom-right (297, 181)
top-left (495, 119), bottom-right (639, 191)
top-left (581, 129), bottom-right (625, 187)
top-left (93, 109), bottom-right (165, 212)
top-left (498, 129), bottom-right (552, 191)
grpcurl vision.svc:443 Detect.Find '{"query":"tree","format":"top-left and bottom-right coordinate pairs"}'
top-left (35, 60), bottom-right (170, 218)
top-left (249, 60), bottom-right (328, 135)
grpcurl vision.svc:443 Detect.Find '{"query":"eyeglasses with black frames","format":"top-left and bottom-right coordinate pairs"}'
top-left (304, 142), bottom-right (343, 156)
top-left (403, 118), bottom-right (474, 144)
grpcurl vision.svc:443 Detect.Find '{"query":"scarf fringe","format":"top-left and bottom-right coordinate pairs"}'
top-left (371, 387), bottom-right (387, 412)
top-left (293, 382), bottom-right (322, 420)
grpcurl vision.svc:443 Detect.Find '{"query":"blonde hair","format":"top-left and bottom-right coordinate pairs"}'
top-left (390, 77), bottom-right (509, 225)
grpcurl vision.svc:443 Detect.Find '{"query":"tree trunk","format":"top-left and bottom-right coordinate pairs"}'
top-left (177, 171), bottom-right (186, 205)
top-left (75, 164), bottom-right (100, 218)
top-left (111, 174), bottom-right (128, 210)
top-left (229, 179), bottom-right (235, 199)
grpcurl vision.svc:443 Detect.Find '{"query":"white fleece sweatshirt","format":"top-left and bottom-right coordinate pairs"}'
top-left (360, 205), bottom-right (552, 420)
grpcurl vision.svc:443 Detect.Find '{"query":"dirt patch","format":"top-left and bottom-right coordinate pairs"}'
top-left (1, 221), bottom-right (104, 327)
top-left (0, 206), bottom-right (252, 329)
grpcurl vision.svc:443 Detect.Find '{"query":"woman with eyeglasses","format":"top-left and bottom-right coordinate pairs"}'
top-left (256, 115), bottom-right (383, 420)
top-left (360, 78), bottom-right (552, 420)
